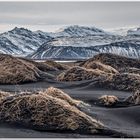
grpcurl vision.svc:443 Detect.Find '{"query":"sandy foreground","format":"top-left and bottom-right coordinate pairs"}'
top-left (0, 79), bottom-right (139, 138)
top-left (0, 53), bottom-right (140, 138)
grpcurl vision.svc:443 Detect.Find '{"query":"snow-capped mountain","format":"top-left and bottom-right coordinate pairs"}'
top-left (29, 25), bottom-right (122, 59)
top-left (29, 25), bottom-right (140, 59)
top-left (127, 28), bottom-right (140, 36)
top-left (0, 27), bottom-right (51, 56)
top-left (107, 26), bottom-right (139, 36)
top-left (1, 25), bottom-right (140, 59)
top-left (50, 25), bottom-right (112, 37)
top-left (29, 36), bottom-right (140, 59)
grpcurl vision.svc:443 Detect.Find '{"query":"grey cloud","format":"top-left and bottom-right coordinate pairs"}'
top-left (0, 2), bottom-right (139, 29)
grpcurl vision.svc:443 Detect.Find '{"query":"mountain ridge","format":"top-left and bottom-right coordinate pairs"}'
top-left (0, 25), bottom-right (140, 59)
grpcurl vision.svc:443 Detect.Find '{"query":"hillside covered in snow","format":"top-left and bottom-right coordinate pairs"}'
top-left (0, 25), bottom-right (140, 59)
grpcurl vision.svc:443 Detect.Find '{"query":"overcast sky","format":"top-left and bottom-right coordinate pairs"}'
top-left (0, 2), bottom-right (139, 33)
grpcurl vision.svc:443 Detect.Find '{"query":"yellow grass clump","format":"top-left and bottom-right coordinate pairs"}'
top-left (0, 54), bottom-right (41, 84)
top-left (81, 61), bottom-right (118, 74)
top-left (110, 73), bottom-right (140, 92)
top-left (98, 95), bottom-right (119, 106)
top-left (85, 53), bottom-right (140, 70)
top-left (0, 89), bottom-right (104, 134)
top-left (0, 91), bottom-right (12, 103)
top-left (44, 87), bottom-right (88, 107)
top-left (119, 67), bottom-right (140, 75)
top-left (57, 66), bottom-right (109, 81)
top-left (0, 54), bottom-right (55, 84)
top-left (125, 90), bottom-right (140, 105)
top-left (21, 58), bottom-right (69, 72)
top-left (43, 60), bottom-right (69, 70)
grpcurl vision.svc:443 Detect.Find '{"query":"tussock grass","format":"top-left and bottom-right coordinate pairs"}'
top-left (98, 95), bottom-right (119, 106)
top-left (20, 58), bottom-right (69, 72)
top-left (119, 67), bottom-right (140, 75)
top-left (45, 87), bottom-right (88, 107)
top-left (0, 54), bottom-right (60, 84)
top-left (81, 61), bottom-right (118, 74)
top-left (84, 53), bottom-right (140, 70)
top-left (0, 54), bottom-right (40, 84)
top-left (0, 91), bottom-right (12, 103)
top-left (0, 87), bottom-right (103, 134)
top-left (57, 66), bottom-right (140, 92)
top-left (44, 60), bottom-right (69, 70)
top-left (57, 66), bottom-right (110, 81)
top-left (125, 90), bottom-right (140, 105)
top-left (110, 73), bottom-right (140, 92)
top-left (19, 57), bottom-right (57, 71)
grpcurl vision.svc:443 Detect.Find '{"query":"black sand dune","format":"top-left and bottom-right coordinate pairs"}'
top-left (0, 80), bottom-right (136, 138)
top-left (0, 53), bottom-right (140, 138)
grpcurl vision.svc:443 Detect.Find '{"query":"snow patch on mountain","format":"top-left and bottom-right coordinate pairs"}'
top-left (0, 27), bottom-right (51, 56)
top-left (107, 26), bottom-right (139, 36)
top-left (51, 25), bottom-right (112, 37)
top-left (127, 28), bottom-right (140, 36)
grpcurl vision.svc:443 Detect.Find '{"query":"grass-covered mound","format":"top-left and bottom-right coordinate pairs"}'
top-left (0, 54), bottom-right (41, 84)
top-left (45, 87), bottom-right (87, 107)
top-left (98, 95), bottom-right (119, 106)
top-left (0, 54), bottom-right (56, 84)
top-left (57, 66), bottom-right (110, 81)
top-left (80, 61), bottom-right (118, 74)
top-left (19, 58), bottom-right (58, 72)
top-left (81, 53), bottom-right (140, 70)
top-left (0, 88), bottom-right (104, 134)
top-left (125, 91), bottom-right (140, 105)
top-left (0, 91), bottom-right (12, 103)
top-left (109, 73), bottom-right (140, 92)
top-left (119, 67), bottom-right (140, 75)
top-left (43, 60), bottom-right (69, 71)
top-left (57, 66), bottom-right (140, 92)
top-left (20, 58), bottom-right (69, 72)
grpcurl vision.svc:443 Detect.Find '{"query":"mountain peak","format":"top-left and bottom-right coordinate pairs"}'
top-left (127, 27), bottom-right (140, 36)
top-left (54, 25), bottom-right (108, 37)
top-left (64, 25), bottom-right (105, 33)
top-left (10, 27), bottom-right (32, 34)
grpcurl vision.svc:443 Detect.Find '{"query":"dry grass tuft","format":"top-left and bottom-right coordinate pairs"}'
top-left (81, 61), bottom-right (118, 74)
top-left (57, 66), bottom-right (110, 81)
top-left (20, 58), bottom-right (69, 72)
top-left (19, 58), bottom-right (56, 72)
top-left (98, 95), bottom-right (119, 106)
top-left (109, 73), bottom-right (140, 92)
top-left (43, 60), bottom-right (69, 70)
top-left (125, 90), bottom-right (140, 105)
top-left (57, 66), bottom-right (140, 92)
top-left (44, 87), bottom-right (88, 107)
top-left (0, 91), bottom-right (12, 103)
top-left (119, 67), bottom-right (140, 75)
top-left (0, 90), bottom-right (104, 134)
top-left (0, 54), bottom-right (41, 84)
top-left (0, 54), bottom-right (56, 84)
top-left (87, 53), bottom-right (140, 70)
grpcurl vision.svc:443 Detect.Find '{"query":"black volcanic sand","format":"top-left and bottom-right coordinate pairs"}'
top-left (0, 78), bottom-right (140, 138)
